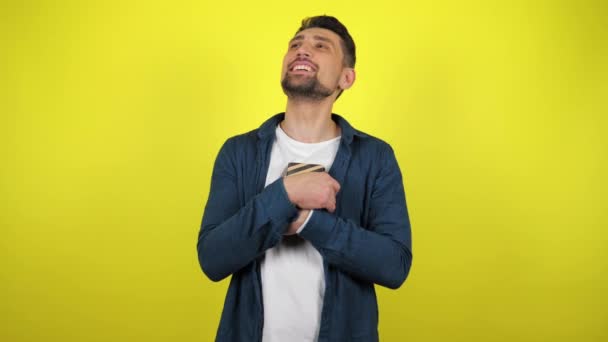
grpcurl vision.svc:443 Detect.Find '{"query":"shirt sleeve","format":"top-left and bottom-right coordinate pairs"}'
top-left (297, 144), bottom-right (413, 289)
top-left (296, 209), bottom-right (315, 234)
top-left (197, 138), bottom-right (300, 282)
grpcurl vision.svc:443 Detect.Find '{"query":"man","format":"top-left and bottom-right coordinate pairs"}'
top-left (197, 15), bottom-right (413, 342)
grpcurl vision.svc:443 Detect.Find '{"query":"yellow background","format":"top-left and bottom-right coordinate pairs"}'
top-left (1, 0), bottom-right (607, 341)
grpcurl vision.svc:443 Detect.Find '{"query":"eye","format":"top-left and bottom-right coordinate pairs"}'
top-left (316, 43), bottom-right (326, 49)
top-left (290, 42), bottom-right (300, 49)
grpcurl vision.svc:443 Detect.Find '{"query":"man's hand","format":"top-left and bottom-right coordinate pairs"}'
top-left (283, 172), bottom-right (341, 212)
top-left (283, 209), bottom-right (311, 235)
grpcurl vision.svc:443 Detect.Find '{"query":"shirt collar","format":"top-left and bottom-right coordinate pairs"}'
top-left (256, 112), bottom-right (366, 144)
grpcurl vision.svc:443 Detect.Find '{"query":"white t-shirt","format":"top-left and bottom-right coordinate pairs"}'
top-left (260, 123), bottom-right (341, 342)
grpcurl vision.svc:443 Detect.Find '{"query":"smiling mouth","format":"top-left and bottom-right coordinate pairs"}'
top-left (289, 61), bottom-right (317, 73)
top-left (291, 65), bottom-right (313, 72)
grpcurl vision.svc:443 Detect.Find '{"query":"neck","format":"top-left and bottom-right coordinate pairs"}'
top-left (281, 97), bottom-right (341, 143)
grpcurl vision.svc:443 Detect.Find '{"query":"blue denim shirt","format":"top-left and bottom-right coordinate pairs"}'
top-left (197, 113), bottom-right (413, 342)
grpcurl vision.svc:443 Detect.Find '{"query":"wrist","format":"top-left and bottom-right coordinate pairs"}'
top-left (282, 177), bottom-right (299, 206)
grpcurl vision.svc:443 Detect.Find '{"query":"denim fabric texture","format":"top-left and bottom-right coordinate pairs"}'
top-left (197, 113), bottom-right (413, 342)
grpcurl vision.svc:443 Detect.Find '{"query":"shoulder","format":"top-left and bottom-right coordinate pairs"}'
top-left (219, 128), bottom-right (260, 153)
top-left (334, 114), bottom-right (395, 156)
top-left (351, 128), bottom-right (396, 157)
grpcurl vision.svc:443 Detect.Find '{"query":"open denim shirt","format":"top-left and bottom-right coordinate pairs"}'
top-left (197, 113), bottom-right (413, 342)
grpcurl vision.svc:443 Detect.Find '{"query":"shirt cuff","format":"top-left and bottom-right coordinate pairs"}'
top-left (296, 210), bottom-right (315, 234)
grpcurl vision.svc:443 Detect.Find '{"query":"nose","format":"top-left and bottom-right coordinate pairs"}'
top-left (295, 42), bottom-right (311, 58)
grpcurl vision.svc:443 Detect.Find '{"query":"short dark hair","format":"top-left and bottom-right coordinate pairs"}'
top-left (295, 15), bottom-right (356, 68)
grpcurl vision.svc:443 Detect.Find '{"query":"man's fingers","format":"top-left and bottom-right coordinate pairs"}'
top-left (323, 180), bottom-right (338, 212)
top-left (326, 194), bottom-right (336, 213)
top-left (292, 173), bottom-right (340, 211)
top-left (329, 178), bottom-right (341, 193)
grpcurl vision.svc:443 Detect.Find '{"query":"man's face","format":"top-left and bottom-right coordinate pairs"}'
top-left (281, 27), bottom-right (348, 100)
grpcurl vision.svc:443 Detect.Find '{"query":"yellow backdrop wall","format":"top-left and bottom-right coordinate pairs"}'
top-left (2, 0), bottom-right (606, 341)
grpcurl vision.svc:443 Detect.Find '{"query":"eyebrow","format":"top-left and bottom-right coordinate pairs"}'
top-left (289, 34), bottom-right (336, 47)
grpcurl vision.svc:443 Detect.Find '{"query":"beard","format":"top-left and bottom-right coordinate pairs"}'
top-left (281, 73), bottom-right (335, 100)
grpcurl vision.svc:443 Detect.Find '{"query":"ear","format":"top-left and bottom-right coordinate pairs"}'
top-left (338, 68), bottom-right (356, 90)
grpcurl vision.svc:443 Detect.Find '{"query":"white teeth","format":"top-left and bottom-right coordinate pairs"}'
top-left (293, 64), bottom-right (312, 71)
